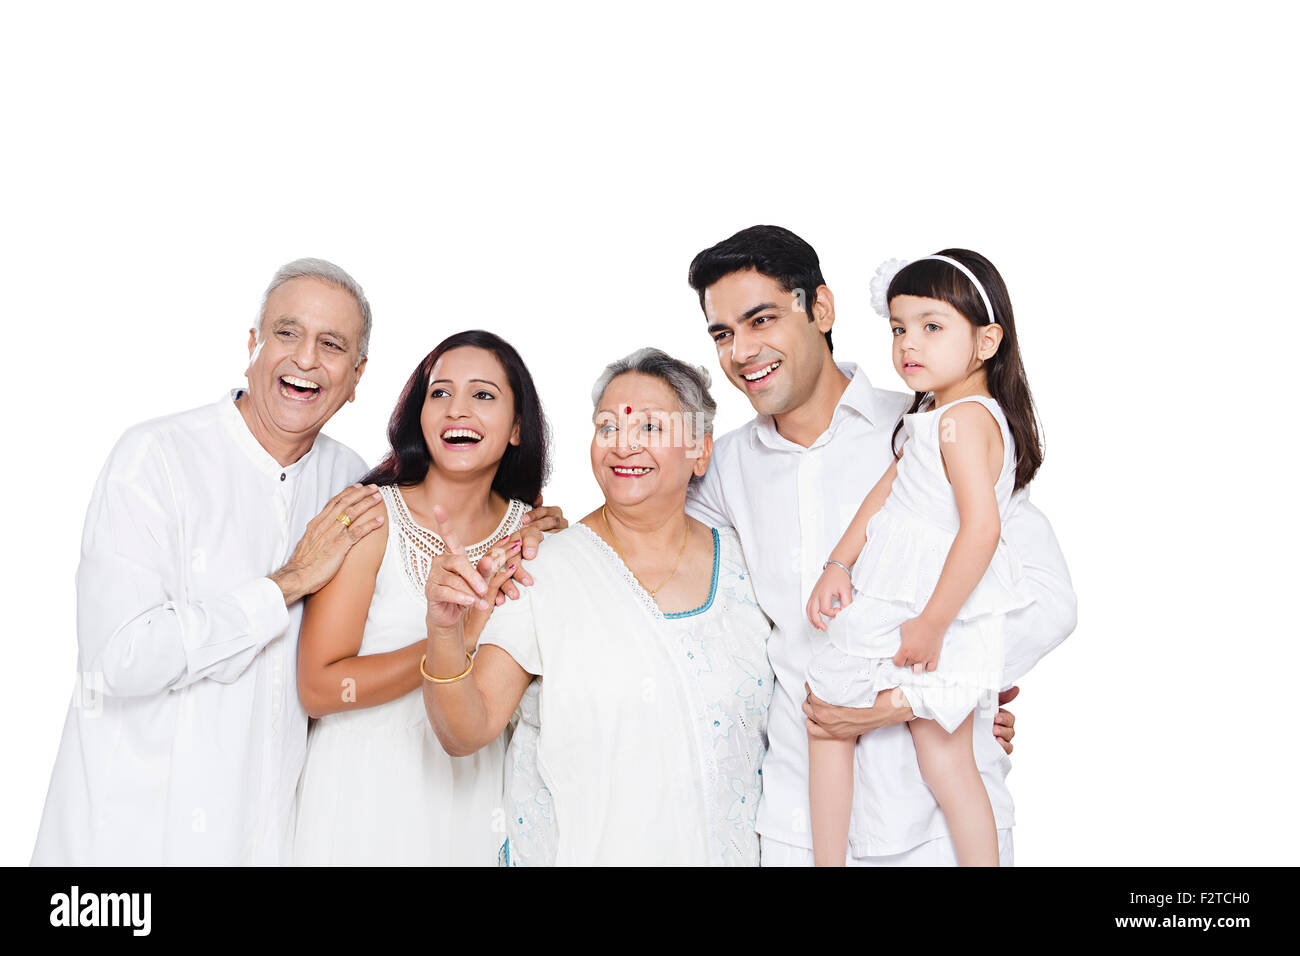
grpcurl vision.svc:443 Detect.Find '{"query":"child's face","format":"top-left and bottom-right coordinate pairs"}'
top-left (889, 294), bottom-right (992, 394)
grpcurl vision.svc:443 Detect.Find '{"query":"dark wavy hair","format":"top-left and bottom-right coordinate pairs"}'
top-left (887, 249), bottom-right (1042, 491)
top-left (687, 224), bottom-right (833, 353)
top-left (361, 330), bottom-right (550, 503)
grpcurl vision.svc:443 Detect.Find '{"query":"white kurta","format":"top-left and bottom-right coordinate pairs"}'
top-left (32, 391), bottom-right (366, 866)
top-left (685, 363), bottom-right (1078, 858)
top-left (478, 523), bottom-right (773, 866)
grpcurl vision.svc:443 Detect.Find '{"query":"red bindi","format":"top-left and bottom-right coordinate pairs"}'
top-left (624, 405), bottom-right (632, 414)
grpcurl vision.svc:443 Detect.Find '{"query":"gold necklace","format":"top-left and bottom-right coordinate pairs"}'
top-left (601, 507), bottom-right (690, 597)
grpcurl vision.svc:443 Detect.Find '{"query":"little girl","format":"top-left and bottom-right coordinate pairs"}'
top-left (804, 249), bottom-right (1042, 867)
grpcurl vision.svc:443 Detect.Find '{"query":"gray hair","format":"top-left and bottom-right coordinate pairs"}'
top-left (257, 257), bottom-right (373, 362)
top-left (591, 347), bottom-right (717, 438)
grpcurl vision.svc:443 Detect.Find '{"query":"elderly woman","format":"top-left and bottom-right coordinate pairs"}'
top-left (421, 348), bottom-right (774, 865)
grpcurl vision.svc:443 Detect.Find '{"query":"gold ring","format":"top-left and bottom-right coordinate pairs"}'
top-left (337, 513), bottom-right (352, 527)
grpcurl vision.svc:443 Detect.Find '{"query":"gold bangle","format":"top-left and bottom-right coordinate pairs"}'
top-left (420, 652), bottom-right (474, 684)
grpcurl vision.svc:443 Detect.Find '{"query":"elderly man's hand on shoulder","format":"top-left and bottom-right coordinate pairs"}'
top-left (270, 483), bottom-right (388, 605)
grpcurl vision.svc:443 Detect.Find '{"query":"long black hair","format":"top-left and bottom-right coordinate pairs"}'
top-left (361, 330), bottom-right (550, 503)
top-left (887, 249), bottom-right (1043, 491)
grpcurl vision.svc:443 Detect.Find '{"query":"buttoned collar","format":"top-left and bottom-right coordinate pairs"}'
top-left (749, 362), bottom-right (882, 452)
top-left (219, 389), bottom-right (318, 480)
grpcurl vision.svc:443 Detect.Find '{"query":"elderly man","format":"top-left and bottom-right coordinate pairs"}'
top-left (36, 260), bottom-right (438, 865)
top-left (684, 226), bottom-right (1078, 866)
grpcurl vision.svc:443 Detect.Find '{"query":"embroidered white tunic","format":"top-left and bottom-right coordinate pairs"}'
top-left (686, 363), bottom-right (1078, 857)
top-left (32, 391), bottom-right (367, 866)
top-left (478, 523), bottom-right (773, 866)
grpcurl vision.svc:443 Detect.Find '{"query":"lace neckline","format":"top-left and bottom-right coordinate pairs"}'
top-left (384, 486), bottom-right (527, 601)
top-left (575, 522), bottom-right (719, 621)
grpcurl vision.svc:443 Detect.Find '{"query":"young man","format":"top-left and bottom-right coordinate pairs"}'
top-left (684, 226), bottom-right (1076, 865)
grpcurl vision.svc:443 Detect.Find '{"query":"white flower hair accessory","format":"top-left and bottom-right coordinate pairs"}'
top-left (870, 258), bottom-right (910, 318)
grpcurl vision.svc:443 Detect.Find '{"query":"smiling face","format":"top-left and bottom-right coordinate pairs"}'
top-left (889, 294), bottom-right (1002, 396)
top-left (591, 372), bottom-right (712, 511)
top-left (702, 268), bottom-right (834, 418)
top-left (242, 276), bottom-right (368, 452)
top-left (420, 346), bottom-right (520, 478)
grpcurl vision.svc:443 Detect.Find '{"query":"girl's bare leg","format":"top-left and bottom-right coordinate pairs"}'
top-left (908, 713), bottom-right (998, 866)
top-left (808, 734), bottom-right (857, 866)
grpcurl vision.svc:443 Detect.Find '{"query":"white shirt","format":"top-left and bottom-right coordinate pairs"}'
top-left (686, 363), bottom-right (1077, 856)
top-left (32, 391), bottom-right (366, 865)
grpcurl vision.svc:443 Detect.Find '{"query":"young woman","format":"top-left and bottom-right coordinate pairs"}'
top-left (292, 329), bottom-right (558, 865)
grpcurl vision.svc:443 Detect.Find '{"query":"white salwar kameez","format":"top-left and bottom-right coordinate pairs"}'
top-left (32, 391), bottom-right (366, 866)
top-left (478, 523), bottom-right (773, 866)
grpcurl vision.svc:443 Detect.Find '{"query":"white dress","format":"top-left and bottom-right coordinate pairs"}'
top-left (806, 395), bottom-right (1035, 732)
top-left (292, 485), bottom-right (528, 865)
top-left (478, 523), bottom-right (774, 866)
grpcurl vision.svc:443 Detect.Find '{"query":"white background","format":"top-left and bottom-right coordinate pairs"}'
top-left (3, 1), bottom-right (1296, 866)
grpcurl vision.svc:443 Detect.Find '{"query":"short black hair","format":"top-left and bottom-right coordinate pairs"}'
top-left (687, 224), bottom-right (832, 353)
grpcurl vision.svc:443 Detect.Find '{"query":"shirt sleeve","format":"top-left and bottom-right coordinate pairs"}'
top-left (999, 492), bottom-right (1078, 687)
top-left (476, 581), bottom-right (543, 676)
top-left (685, 459), bottom-right (731, 529)
top-left (75, 428), bottom-right (290, 698)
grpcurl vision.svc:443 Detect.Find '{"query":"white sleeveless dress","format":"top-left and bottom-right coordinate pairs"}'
top-left (292, 485), bottom-right (528, 865)
top-left (806, 395), bottom-right (1034, 732)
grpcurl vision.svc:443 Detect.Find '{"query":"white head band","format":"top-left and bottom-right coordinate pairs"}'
top-left (870, 254), bottom-right (998, 327)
